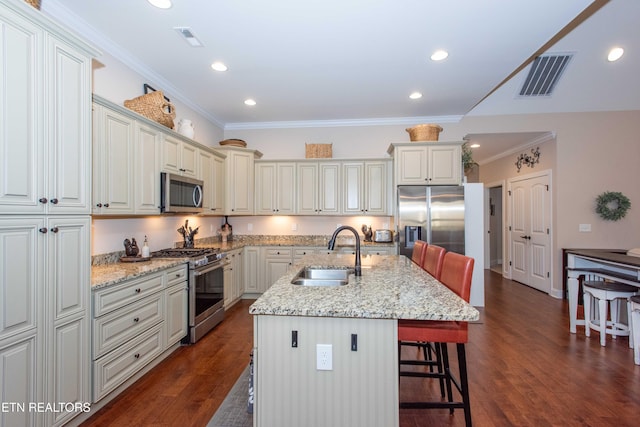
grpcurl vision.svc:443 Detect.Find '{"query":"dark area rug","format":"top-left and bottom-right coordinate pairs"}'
top-left (207, 365), bottom-right (252, 427)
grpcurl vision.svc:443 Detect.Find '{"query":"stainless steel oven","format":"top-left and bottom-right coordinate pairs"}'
top-left (151, 247), bottom-right (227, 343)
top-left (190, 254), bottom-right (228, 343)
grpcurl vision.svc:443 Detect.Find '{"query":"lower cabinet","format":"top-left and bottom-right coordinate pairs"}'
top-left (225, 249), bottom-right (244, 308)
top-left (91, 264), bottom-right (187, 402)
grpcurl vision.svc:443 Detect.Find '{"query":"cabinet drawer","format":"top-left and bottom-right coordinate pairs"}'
top-left (293, 248), bottom-right (316, 258)
top-left (264, 248), bottom-right (292, 257)
top-left (93, 323), bottom-right (164, 402)
top-left (165, 264), bottom-right (188, 287)
top-left (93, 272), bottom-right (164, 317)
top-left (93, 293), bottom-right (164, 359)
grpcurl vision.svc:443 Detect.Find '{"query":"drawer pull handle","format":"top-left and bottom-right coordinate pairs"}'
top-left (133, 317), bottom-right (140, 323)
top-left (134, 288), bottom-right (141, 293)
top-left (176, 274), bottom-right (181, 278)
top-left (134, 353), bottom-right (140, 359)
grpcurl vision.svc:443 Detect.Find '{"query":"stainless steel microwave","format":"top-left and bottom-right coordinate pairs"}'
top-left (160, 172), bottom-right (204, 213)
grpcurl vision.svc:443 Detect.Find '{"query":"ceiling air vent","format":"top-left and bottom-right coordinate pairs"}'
top-left (518, 53), bottom-right (573, 97)
top-left (174, 27), bottom-right (203, 47)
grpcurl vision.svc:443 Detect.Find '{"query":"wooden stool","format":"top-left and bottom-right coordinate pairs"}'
top-left (631, 295), bottom-right (640, 365)
top-left (583, 280), bottom-right (637, 347)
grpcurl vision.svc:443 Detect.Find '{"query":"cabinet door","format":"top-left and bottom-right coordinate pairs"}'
top-left (395, 146), bottom-right (428, 184)
top-left (223, 264), bottom-right (233, 308)
top-left (166, 284), bottom-right (188, 347)
top-left (135, 123), bottom-right (161, 214)
top-left (212, 154), bottom-right (225, 213)
top-left (0, 218), bottom-right (43, 341)
top-left (181, 142), bottom-right (198, 178)
top-left (364, 161), bottom-right (389, 215)
top-left (199, 150), bottom-right (214, 212)
top-left (296, 163), bottom-right (318, 214)
top-left (255, 162), bottom-right (277, 214)
top-left (428, 145), bottom-right (462, 185)
top-left (264, 248), bottom-right (292, 292)
top-left (93, 107), bottom-right (135, 214)
top-left (243, 247), bottom-right (261, 294)
top-left (342, 162), bottom-right (364, 214)
top-left (276, 163), bottom-right (296, 215)
top-left (49, 317), bottom-right (88, 427)
top-left (161, 134), bottom-right (181, 175)
top-left (226, 151), bottom-right (254, 215)
top-left (47, 34), bottom-right (92, 214)
top-left (0, 11), bottom-right (44, 214)
top-left (0, 336), bottom-right (40, 427)
top-left (318, 162), bottom-right (340, 215)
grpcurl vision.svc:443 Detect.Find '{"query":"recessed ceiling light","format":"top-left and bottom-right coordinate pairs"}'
top-left (148, 0), bottom-right (172, 9)
top-left (211, 62), bottom-right (228, 72)
top-left (607, 47), bottom-right (624, 62)
top-left (470, 144), bottom-right (480, 148)
top-left (244, 99), bottom-right (256, 106)
top-left (409, 92), bottom-right (422, 99)
top-left (430, 50), bottom-right (449, 61)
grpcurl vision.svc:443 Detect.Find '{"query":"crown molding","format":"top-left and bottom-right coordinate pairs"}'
top-left (477, 131), bottom-right (556, 166)
top-left (224, 115), bottom-right (463, 131)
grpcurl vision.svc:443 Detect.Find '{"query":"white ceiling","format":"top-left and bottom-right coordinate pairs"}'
top-left (42, 0), bottom-right (638, 163)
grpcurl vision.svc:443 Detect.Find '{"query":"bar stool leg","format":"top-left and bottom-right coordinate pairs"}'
top-left (584, 291), bottom-right (592, 337)
top-left (598, 297), bottom-right (608, 346)
top-left (457, 343), bottom-right (472, 427)
top-left (632, 306), bottom-right (640, 365)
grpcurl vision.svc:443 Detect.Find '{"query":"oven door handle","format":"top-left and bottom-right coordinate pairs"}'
top-left (193, 261), bottom-right (226, 277)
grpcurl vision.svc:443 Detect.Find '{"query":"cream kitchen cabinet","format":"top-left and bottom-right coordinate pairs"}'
top-left (200, 150), bottom-right (226, 214)
top-left (224, 249), bottom-right (244, 308)
top-left (255, 161), bottom-right (296, 215)
top-left (92, 103), bottom-right (135, 214)
top-left (296, 162), bottom-right (341, 215)
top-left (342, 160), bottom-right (390, 215)
top-left (216, 147), bottom-right (263, 216)
top-left (262, 247), bottom-right (293, 292)
top-left (0, 216), bottom-right (91, 427)
top-left (161, 134), bottom-right (198, 179)
top-left (0, 2), bottom-right (94, 216)
top-left (388, 142), bottom-right (463, 186)
top-left (92, 264), bottom-right (188, 402)
top-left (134, 122), bottom-right (162, 214)
top-left (243, 247), bottom-right (262, 295)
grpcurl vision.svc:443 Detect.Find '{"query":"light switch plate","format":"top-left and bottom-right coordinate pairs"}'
top-left (579, 223), bottom-right (591, 232)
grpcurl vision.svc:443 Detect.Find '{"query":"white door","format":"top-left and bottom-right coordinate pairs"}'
top-left (509, 172), bottom-right (551, 293)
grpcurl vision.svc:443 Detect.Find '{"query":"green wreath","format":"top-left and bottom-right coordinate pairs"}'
top-left (595, 191), bottom-right (631, 221)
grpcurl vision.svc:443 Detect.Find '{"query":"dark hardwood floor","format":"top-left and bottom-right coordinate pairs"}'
top-left (81, 271), bottom-right (640, 426)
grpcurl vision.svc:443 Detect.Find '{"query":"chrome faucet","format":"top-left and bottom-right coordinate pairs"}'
top-left (328, 225), bottom-right (362, 276)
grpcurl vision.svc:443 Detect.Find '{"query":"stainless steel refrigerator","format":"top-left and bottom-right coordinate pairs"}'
top-left (397, 186), bottom-right (465, 259)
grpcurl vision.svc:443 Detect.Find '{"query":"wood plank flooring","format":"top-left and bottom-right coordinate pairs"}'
top-left (81, 271), bottom-right (640, 426)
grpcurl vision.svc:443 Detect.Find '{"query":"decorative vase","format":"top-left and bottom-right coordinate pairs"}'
top-left (176, 119), bottom-right (195, 139)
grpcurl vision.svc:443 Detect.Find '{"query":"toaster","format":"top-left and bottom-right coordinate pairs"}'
top-left (373, 229), bottom-right (393, 243)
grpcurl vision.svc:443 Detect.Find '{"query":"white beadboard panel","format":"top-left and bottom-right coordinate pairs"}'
top-left (254, 315), bottom-right (398, 427)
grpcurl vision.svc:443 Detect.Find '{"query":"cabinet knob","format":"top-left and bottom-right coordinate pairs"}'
top-left (39, 197), bottom-right (48, 204)
top-left (50, 198), bottom-right (58, 204)
top-left (50, 227), bottom-right (59, 233)
top-left (133, 317), bottom-right (140, 323)
top-left (104, 203), bottom-right (110, 208)
top-left (96, 203), bottom-right (103, 208)
top-left (39, 227), bottom-right (48, 234)
top-left (134, 288), bottom-right (141, 293)
top-left (134, 353), bottom-right (140, 359)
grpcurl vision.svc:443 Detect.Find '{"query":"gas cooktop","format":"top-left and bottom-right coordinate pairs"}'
top-left (150, 247), bottom-right (225, 268)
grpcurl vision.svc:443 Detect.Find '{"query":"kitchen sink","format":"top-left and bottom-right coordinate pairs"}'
top-left (291, 267), bottom-right (354, 286)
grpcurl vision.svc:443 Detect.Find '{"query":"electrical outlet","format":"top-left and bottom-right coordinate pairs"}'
top-left (316, 344), bottom-right (332, 370)
top-left (247, 223), bottom-right (253, 231)
top-left (382, 222), bottom-right (389, 229)
top-left (291, 223), bottom-right (298, 231)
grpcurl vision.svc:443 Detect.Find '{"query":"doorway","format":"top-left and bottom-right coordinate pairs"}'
top-left (488, 186), bottom-right (503, 274)
top-left (508, 170), bottom-right (552, 294)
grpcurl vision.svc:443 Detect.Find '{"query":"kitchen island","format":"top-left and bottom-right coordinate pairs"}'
top-left (250, 253), bottom-right (478, 427)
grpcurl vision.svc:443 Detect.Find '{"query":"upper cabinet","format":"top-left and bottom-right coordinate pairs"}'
top-left (0, 5), bottom-right (94, 215)
top-left (387, 142), bottom-right (463, 186)
top-left (255, 161), bottom-right (296, 215)
top-left (216, 147), bottom-right (263, 216)
top-left (161, 134), bottom-right (198, 179)
top-left (199, 149), bottom-right (225, 214)
top-left (342, 160), bottom-right (391, 215)
top-left (296, 162), bottom-right (341, 215)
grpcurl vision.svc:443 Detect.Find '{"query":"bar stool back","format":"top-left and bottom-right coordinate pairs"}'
top-left (411, 240), bottom-right (428, 266)
top-left (422, 244), bottom-right (446, 280)
top-left (583, 280), bottom-right (637, 347)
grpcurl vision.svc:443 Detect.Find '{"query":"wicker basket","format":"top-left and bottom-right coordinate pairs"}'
top-left (406, 124), bottom-right (443, 142)
top-left (124, 90), bottom-right (176, 129)
top-left (24, 0), bottom-right (40, 9)
top-left (305, 143), bottom-right (332, 158)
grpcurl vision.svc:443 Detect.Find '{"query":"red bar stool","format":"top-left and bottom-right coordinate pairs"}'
top-left (422, 244), bottom-right (446, 280)
top-left (398, 252), bottom-right (475, 427)
top-left (411, 240), bottom-right (428, 266)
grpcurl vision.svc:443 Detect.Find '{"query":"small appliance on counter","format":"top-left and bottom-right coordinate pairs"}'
top-left (373, 229), bottom-right (393, 243)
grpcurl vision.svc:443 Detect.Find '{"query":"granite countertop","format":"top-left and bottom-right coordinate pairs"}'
top-left (91, 259), bottom-right (187, 290)
top-left (249, 254), bottom-right (479, 322)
